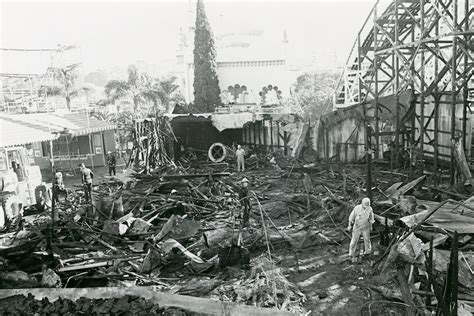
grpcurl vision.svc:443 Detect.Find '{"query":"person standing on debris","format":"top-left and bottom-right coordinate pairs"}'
top-left (236, 145), bottom-right (245, 172)
top-left (238, 178), bottom-right (251, 227)
top-left (347, 197), bottom-right (374, 263)
top-left (107, 151), bottom-right (116, 176)
top-left (79, 163), bottom-right (94, 202)
top-left (52, 168), bottom-right (66, 203)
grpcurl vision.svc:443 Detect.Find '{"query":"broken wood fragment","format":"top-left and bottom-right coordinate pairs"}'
top-left (137, 173), bottom-right (230, 180)
top-left (58, 261), bottom-right (114, 272)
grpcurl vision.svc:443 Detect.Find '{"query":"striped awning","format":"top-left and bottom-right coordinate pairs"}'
top-left (0, 112), bottom-right (116, 147)
top-left (0, 117), bottom-right (58, 147)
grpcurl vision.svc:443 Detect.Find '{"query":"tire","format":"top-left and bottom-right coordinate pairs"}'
top-left (208, 143), bottom-right (228, 163)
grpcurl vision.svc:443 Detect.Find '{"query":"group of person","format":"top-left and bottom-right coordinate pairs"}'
top-left (51, 151), bottom-right (117, 204)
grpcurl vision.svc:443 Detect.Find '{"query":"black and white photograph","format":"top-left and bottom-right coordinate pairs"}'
top-left (0, 0), bottom-right (473, 314)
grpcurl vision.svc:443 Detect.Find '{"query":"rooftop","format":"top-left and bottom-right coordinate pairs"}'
top-left (0, 112), bottom-right (115, 147)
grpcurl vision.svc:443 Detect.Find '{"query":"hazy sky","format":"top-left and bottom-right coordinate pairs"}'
top-left (1, 0), bottom-right (379, 74)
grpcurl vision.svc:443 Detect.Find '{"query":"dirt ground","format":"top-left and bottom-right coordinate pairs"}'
top-left (42, 161), bottom-right (127, 188)
top-left (281, 244), bottom-right (381, 315)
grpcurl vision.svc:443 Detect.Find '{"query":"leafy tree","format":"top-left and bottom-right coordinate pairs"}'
top-left (192, 0), bottom-right (221, 113)
top-left (293, 71), bottom-right (339, 121)
top-left (84, 70), bottom-right (108, 87)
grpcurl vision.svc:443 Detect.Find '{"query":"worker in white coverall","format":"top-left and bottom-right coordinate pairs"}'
top-left (347, 197), bottom-right (374, 263)
top-left (236, 145), bottom-right (245, 172)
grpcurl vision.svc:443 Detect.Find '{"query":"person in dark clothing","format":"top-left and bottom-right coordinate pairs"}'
top-left (238, 178), bottom-right (251, 227)
top-left (107, 151), bottom-right (116, 176)
top-left (79, 163), bottom-right (94, 202)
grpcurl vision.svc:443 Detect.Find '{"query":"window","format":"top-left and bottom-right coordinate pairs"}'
top-left (41, 141), bottom-right (50, 157)
top-left (93, 134), bottom-right (102, 147)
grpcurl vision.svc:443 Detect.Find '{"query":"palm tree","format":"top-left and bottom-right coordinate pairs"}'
top-left (40, 63), bottom-right (91, 111)
top-left (104, 65), bottom-right (150, 113)
top-left (104, 65), bottom-right (183, 116)
top-left (144, 76), bottom-right (184, 115)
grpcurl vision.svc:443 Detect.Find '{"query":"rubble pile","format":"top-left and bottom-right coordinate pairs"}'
top-left (2, 156), bottom-right (474, 314)
top-left (0, 294), bottom-right (191, 315)
top-left (357, 174), bottom-right (474, 315)
top-left (0, 164), bottom-right (322, 313)
top-left (212, 255), bottom-right (306, 313)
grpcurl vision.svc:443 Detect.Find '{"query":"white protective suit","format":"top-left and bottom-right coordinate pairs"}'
top-left (236, 147), bottom-right (245, 172)
top-left (348, 198), bottom-right (375, 257)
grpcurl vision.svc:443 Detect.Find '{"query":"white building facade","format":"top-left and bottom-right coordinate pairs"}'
top-left (174, 4), bottom-right (295, 106)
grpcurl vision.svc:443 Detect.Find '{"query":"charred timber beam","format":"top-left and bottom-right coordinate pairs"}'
top-left (136, 173), bottom-right (230, 180)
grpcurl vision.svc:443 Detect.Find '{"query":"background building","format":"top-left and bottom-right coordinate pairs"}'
top-left (174, 3), bottom-right (296, 106)
top-left (0, 112), bottom-right (116, 171)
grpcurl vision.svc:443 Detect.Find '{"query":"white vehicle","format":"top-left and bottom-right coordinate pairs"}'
top-left (0, 146), bottom-right (42, 229)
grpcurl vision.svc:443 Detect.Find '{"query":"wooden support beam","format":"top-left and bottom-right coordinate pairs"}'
top-left (0, 287), bottom-right (294, 316)
top-left (462, 0), bottom-right (470, 156)
top-left (325, 123), bottom-right (330, 171)
top-left (257, 121), bottom-right (261, 146)
top-left (425, 236), bottom-right (434, 307)
top-left (358, 34), bottom-right (363, 104)
top-left (450, 2), bottom-right (458, 185)
top-left (263, 120), bottom-right (267, 151)
top-left (419, 0), bottom-right (425, 172)
top-left (433, 18), bottom-right (440, 173)
top-left (374, 4), bottom-right (380, 160)
top-left (443, 231), bottom-right (459, 315)
top-left (395, 0), bottom-right (401, 168)
top-left (253, 122), bottom-right (257, 146)
top-left (366, 124), bottom-right (373, 200)
top-left (269, 117), bottom-right (274, 152)
top-left (276, 122), bottom-right (281, 148)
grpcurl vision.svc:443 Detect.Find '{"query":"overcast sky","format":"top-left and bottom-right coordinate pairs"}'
top-left (1, 0), bottom-right (380, 74)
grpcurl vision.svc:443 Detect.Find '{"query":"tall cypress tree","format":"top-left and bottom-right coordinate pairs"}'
top-left (192, 0), bottom-right (221, 112)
